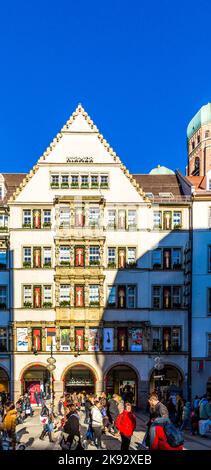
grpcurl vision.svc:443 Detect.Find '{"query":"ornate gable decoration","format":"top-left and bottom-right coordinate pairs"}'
top-left (9, 104), bottom-right (148, 202)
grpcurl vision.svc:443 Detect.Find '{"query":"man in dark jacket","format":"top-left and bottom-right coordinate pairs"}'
top-left (63, 404), bottom-right (81, 449)
top-left (142, 392), bottom-right (169, 448)
top-left (108, 394), bottom-right (120, 435)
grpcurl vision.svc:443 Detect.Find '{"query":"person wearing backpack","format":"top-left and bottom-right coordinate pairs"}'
top-left (149, 417), bottom-right (184, 450)
top-left (116, 402), bottom-right (136, 451)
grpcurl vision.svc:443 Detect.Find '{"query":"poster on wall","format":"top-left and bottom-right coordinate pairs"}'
top-left (88, 328), bottom-right (101, 352)
top-left (60, 328), bottom-right (70, 351)
top-left (103, 328), bottom-right (114, 351)
top-left (46, 327), bottom-right (56, 351)
top-left (17, 328), bottom-right (28, 351)
top-left (128, 328), bottom-right (143, 351)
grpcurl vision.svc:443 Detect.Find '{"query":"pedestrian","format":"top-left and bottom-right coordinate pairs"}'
top-left (0, 401), bottom-right (17, 450)
top-left (90, 399), bottom-right (105, 449)
top-left (58, 396), bottom-right (64, 416)
top-left (142, 392), bottom-right (169, 448)
top-left (107, 394), bottom-right (120, 436)
top-left (84, 394), bottom-right (93, 424)
top-left (167, 397), bottom-right (176, 424)
top-left (116, 402), bottom-right (136, 451)
top-left (175, 395), bottom-right (183, 427)
top-left (34, 389), bottom-right (40, 407)
top-left (180, 400), bottom-right (191, 431)
top-left (62, 403), bottom-right (82, 450)
top-left (149, 417), bottom-right (184, 450)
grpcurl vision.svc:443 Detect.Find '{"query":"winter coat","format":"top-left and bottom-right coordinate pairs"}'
top-left (116, 410), bottom-right (136, 437)
top-left (182, 402), bottom-right (191, 421)
top-left (63, 412), bottom-right (80, 443)
top-left (108, 399), bottom-right (119, 420)
top-left (150, 423), bottom-right (183, 451)
top-left (1, 409), bottom-right (17, 433)
top-left (150, 402), bottom-right (169, 420)
top-left (91, 406), bottom-right (103, 427)
top-left (199, 400), bottom-right (211, 420)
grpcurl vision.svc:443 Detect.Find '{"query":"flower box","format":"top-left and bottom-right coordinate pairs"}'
top-left (91, 183), bottom-right (99, 188)
top-left (23, 302), bottom-right (32, 308)
top-left (174, 224), bottom-right (182, 229)
top-left (23, 262), bottom-right (31, 268)
top-left (81, 183), bottom-right (89, 188)
top-left (60, 261), bottom-right (70, 266)
top-left (89, 301), bottom-right (100, 307)
top-left (22, 223), bottom-right (31, 229)
top-left (61, 183), bottom-right (69, 188)
top-left (100, 183), bottom-right (109, 188)
top-left (43, 262), bottom-right (52, 268)
top-left (0, 226), bottom-right (8, 231)
top-left (59, 301), bottom-right (70, 307)
top-left (50, 183), bottom-right (59, 188)
top-left (71, 183), bottom-right (79, 188)
top-left (108, 262), bottom-right (116, 269)
top-left (43, 302), bottom-right (52, 308)
top-left (89, 260), bottom-right (100, 266)
top-left (43, 222), bottom-right (51, 228)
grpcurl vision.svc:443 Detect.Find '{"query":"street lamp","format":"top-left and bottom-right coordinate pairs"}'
top-left (153, 356), bottom-right (165, 399)
top-left (47, 339), bottom-right (56, 409)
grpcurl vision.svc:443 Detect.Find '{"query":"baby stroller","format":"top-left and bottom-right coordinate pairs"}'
top-left (82, 424), bottom-right (94, 450)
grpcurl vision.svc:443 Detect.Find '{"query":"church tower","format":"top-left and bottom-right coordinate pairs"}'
top-left (187, 103), bottom-right (211, 176)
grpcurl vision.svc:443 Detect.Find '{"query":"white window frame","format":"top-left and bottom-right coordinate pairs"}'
top-left (59, 246), bottom-right (70, 264)
top-left (59, 285), bottom-right (70, 303)
top-left (23, 247), bottom-right (32, 266)
top-left (23, 210), bottom-right (32, 226)
top-left (23, 285), bottom-right (32, 305)
top-left (127, 285), bottom-right (136, 308)
top-left (152, 286), bottom-right (161, 309)
top-left (89, 246), bottom-right (100, 264)
top-left (89, 285), bottom-right (100, 305)
top-left (59, 207), bottom-right (70, 227)
top-left (43, 285), bottom-right (52, 304)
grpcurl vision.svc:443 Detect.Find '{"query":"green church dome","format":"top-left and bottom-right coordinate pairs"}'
top-left (149, 165), bottom-right (175, 175)
top-left (187, 103), bottom-right (211, 140)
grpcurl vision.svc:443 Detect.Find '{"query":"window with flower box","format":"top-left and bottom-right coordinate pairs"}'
top-left (88, 207), bottom-right (100, 227)
top-left (152, 286), bottom-right (182, 309)
top-left (43, 247), bottom-right (52, 267)
top-left (59, 207), bottom-right (70, 227)
top-left (107, 248), bottom-right (116, 268)
top-left (153, 211), bottom-right (162, 229)
top-left (23, 286), bottom-right (32, 308)
top-left (59, 246), bottom-right (70, 265)
top-left (89, 246), bottom-right (100, 265)
top-left (107, 210), bottom-right (116, 229)
top-left (23, 210), bottom-right (32, 228)
top-left (50, 174), bottom-right (59, 188)
top-left (173, 211), bottom-right (182, 229)
top-left (128, 210), bottom-right (137, 229)
top-left (89, 285), bottom-right (100, 306)
top-left (108, 286), bottom-right (116, 307)
top-left (100, 175), bottom-right (109, 188)
top-left (43, 286), bottom-right (52, 308)
top-left (0, 214), bottom-right (8, 230)
top-left (91, 175), bottom-right (99, 188)
top-left (127, 247), bottom-right (136, 267)
top-left (23, 247), bottom-right (32, 268)
top-left (61, 174), bottom-right (69, 188)
top-left (71, 175), bottom-right (79, 188)
top-left (59, 285), bottom-right (70, 307)
top-left (43, 210), bottom-right (51, 227)
top-left (81, 175), bottom-right (89, 188)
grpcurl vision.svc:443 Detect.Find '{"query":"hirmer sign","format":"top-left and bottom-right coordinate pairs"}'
top-left (66, 157), bottom-right (94, 163)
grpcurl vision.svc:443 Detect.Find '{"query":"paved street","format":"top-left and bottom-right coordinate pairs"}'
top-left (15, 408), bottom-right (211, 451)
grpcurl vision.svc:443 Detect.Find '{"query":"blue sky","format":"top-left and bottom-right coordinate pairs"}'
top-left (0, 0), bottom-right (211, 175)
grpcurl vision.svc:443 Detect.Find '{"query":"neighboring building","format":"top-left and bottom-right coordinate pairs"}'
top-left (0, 105), bottom-right (190, 407)
top-left (0, 173), bottom-right (26, 393)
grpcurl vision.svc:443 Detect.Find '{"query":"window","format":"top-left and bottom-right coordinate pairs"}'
top-left (0, 328), bottom-right (7, 352)
top-left (61, 174), bottom-right (69, 186)
top-left (71, 175), bottom-right (79, 187)
top-left (91, 175), bottom-right (99, 187)
top-left (23, 247), bottom-right (32, 267)
top-left (192, 141), bottom-right (195, 150)
top-left (75, 246), bottom-right (85, 267)
top-left (127, 285), bottom-right (136, 308)
top-left (152, 328), bottom-right (161, 352)
top-left (208, 288), bottom-right (211, 315)
top-left (118, 210), bottom-right (126, 230)
top-left (23, 210), bottom-right (31, 227)
top-left (197, 135), bottom-right (200, 144)
top-left (153, 211), bottom-right (161, 229)
top-left (43, 210), bottom-right (51, 227)
top-left (46, 327), bottom-right (56, 351)
top-left (172, 286), bottom-right (182, 308)
top-left (108, 248), bottom-right (116, 267)
top-left (43, 286), bottom-right (52, 306)
top-left (163, 286), bottom-right (171, 308)
top-left (59, 285), bottom-right (70, 305)
top-left (59, 207), bottom-right (70, 227)
top-left (89, 246), bottom-right (100, 265)
top-left (152, 286), bottom-right (161, 309)
top-left (172, 248), bottom-right (182, 269)
top-left (81, 175), bottom-right (89, 187)
top-left (43, 247), bottom-right (52, 266)
top-left (0, 185), bottom-right (3, 200)
top-left (108, 286), bottom-right (116, 307)
top-left (128, 210), bottom-right (136, 229)
top-left (89, 285), bottom-right (100, 305)
top-left (75, 207), bottom-right (85, 227)
top-left (173, 211), bottom-right (182, 229)
top-left (205, 130), bottom-right (210, 138)
top-left (0, 214), bottom-right (8, 229)
top-left (88, 207), bottom-right (100, 226)
top-left (208, 334), bottom-right (211, 357)
top-left (163, 211), bottom-right (172, 230)
top-left (0, 286), bottom-right (7, 309)
top-left (152, 249), bottom-right (162, 269)
top-left (163, 249), bottom-right (171, 269)
top-left (23, 286), bottom-right (32, 307)
top-left (0, 250), bottom-right (7, 269)
top-left (107, 210), bottom-right (116, 228)
top-left (32, 328), bottom-right (42, 352)
top-left (127, 247), bottom-right (136, 266)
top-left (172, 327), bottom-right (181, 351)
top-left (60, 328), bottom-right (71, 351)
top-left (51, 174), bottom-right (59, 186)
top-left (59, 246), bottom-right (70, 265)
top-left (100, 175), bottom-right (108, 187)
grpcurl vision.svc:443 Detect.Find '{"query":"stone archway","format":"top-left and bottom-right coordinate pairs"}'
top-left (20, 363), bottom-right (50, 404)
top-left (62, 363), bottom-right (98, 395)
top-left (149, 363), bottom-right (184, 400)
top-left (0, 366), bottom-right (9, 393)
top-left (104, 363), bottom-right (140, 405)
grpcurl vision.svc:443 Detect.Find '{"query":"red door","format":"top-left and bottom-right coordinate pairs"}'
top-left (28, 381), bottom-right (41, 404)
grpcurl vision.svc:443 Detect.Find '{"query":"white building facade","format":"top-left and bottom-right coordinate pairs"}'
top-left (0, 105), bottom-right (191, 407)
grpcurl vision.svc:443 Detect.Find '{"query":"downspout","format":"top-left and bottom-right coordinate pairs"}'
top-left (188, 197), bottom-right (193, 401)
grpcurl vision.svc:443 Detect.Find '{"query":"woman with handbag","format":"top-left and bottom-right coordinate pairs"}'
top-left (61, 404), bottom-right (82, 450)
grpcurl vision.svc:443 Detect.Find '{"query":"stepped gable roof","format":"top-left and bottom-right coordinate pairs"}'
top-left (1, 173), bottom-right (26, 203)
top-left (9, 104), bottom-right (149, 203)
top-left (132, 174), bottom-right (184, 196)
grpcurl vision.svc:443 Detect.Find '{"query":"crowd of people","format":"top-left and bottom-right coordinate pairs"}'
top-left (0, 388), bottom-right (211, 451)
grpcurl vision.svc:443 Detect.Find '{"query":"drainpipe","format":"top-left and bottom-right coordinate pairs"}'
top-left (187, 200), bottom-right (193, 402)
